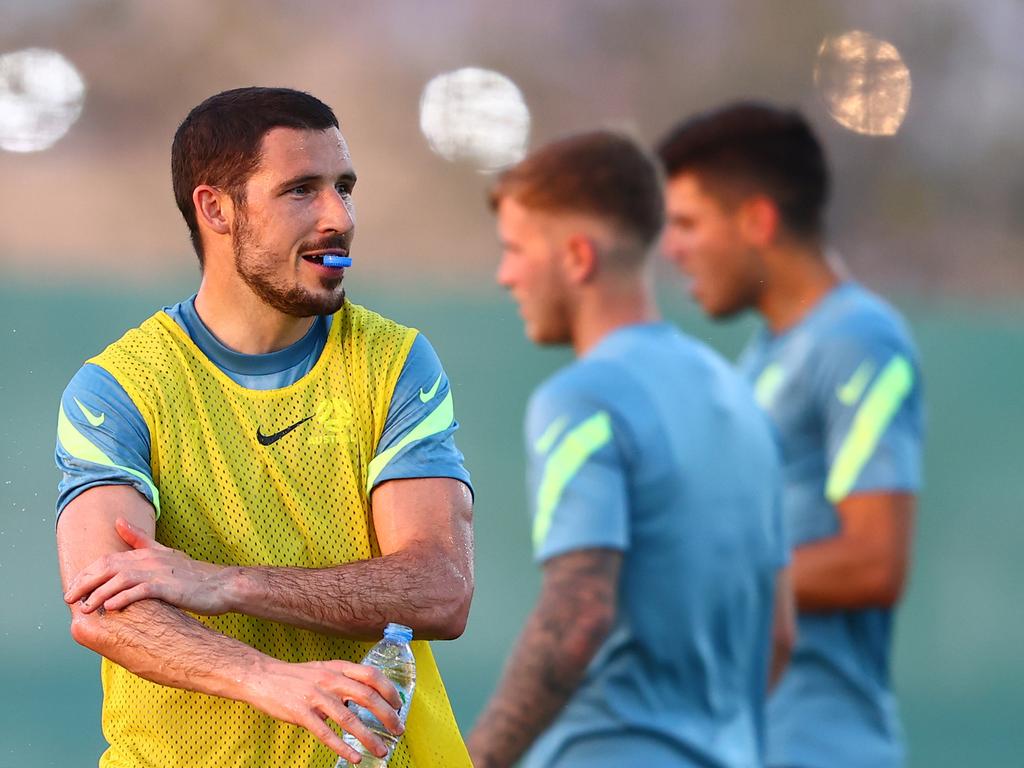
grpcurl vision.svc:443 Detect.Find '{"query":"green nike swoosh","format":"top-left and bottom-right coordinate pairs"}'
top-left (74, 397), bottom-right (106, 428)
top-left (754, 364), bottom-right (786, 409)
top-left (837, 361), bottom-right (876, 406)
top-left (419, 373), bottom-right (443, 403)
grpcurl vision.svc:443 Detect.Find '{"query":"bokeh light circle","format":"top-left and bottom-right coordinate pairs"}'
top-left (419, 67), bottom-right (530, 171)
top-left (0, 47), bottom-right (86, 153)
top-left (814, 31), bottom-right (911, 137)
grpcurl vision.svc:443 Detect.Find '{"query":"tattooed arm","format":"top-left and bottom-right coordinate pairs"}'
top-left (466, 549), bottom-right (621, 768)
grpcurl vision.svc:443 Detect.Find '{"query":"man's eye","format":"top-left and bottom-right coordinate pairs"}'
top-left (290, 185), bottom-right (309, 196)
top-left (336, 183), bottom-right (353, 196)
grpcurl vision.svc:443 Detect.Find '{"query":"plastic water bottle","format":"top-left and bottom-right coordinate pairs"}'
top-left (335, 623), bottom-right (416, 767)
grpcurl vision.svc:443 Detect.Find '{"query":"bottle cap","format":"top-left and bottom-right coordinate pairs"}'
top-left (383, 623), bottom-right (413, 643)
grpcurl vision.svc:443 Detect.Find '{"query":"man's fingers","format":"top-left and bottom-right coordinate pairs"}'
top-left (77, 571), bottom-right (142, 612)
top-left (314, 694), bottom-right (389, 758)
top-left (102, 582), bottom-right (154, 612)
top-left (332, 660), bottom-right (404, 711)
top-left (65, 565), bottom-right (119, 607)
top-left (64, 549), bottom-right (147, 603)
top-left (64, 558), bottom-right (116, 603)
top-left (299, 709), bottom-right (363, 761)
top-left (324, 670), bottom-right (403, 736)
top-left (114, 517), bottom-right (159, 550)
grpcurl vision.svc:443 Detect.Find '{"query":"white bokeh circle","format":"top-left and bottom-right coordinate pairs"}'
top-left (419, 67), bottom-right (530, 171)
top-left (0, 47), bottom-right (86, 153)
top-left (814, 31), bottom-right (911, 137)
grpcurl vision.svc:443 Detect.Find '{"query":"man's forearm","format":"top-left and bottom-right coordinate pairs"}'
top-left (467, 605), bottom-right (591, 768)
top-left (793, 536), bottom-right (903, 611)
top-left (70, 598), bottom-right (264, 701)
top-left (228, 544), bottom-right (471, 640)
top-left (70, 597), bottom-right (409, 759)
top-left (467, 549), bottom-right (618, 768)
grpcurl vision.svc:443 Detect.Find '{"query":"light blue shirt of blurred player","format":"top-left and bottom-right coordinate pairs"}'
top-left (55, 295), bottom-right (471, 519)
top-left (739, 282), bottom-right (924, 768)
top-left (521, 322), bottom-right (787, 768)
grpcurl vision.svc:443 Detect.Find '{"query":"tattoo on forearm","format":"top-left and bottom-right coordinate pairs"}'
top-left (469, 549), bottom-right (620, 768)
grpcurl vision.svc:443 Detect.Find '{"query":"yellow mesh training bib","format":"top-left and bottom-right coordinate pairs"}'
top-left (87, 301), bottom-right (471, 768)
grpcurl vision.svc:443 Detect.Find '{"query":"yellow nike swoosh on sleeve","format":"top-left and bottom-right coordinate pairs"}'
top-left (836, 361), bottom-right (876, 406)
top-left (74, 397), bottom-right (106, 427)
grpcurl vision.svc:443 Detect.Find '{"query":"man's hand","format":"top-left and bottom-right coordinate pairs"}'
top-left (64, 517), bottom-right (235, 616)
top-left (242, 657), bottom-right (404, 762)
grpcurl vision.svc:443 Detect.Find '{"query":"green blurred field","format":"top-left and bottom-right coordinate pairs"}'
top-left (1, 280), bottom-right (1021, 767)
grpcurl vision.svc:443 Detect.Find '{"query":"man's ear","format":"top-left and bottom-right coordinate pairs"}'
top-left (193, 185), bottom-right (233, 237)
top-left (563, 233), bottom-right (599, 284)
top-left (738, 195), bottom-right (780, 249)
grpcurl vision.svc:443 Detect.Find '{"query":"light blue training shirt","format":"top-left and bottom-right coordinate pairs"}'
top-left (738, 282), bottom-right (923, 768)
top-left (522, 322), bottom-right (787, 768)
top-left (55, 296), bottom-right (471, 518)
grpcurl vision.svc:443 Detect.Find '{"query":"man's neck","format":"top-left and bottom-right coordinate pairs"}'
top-left (757, 242), bottom-right (840, 335)
top-left (194, 276), bottom-right (316, 355)
top-left (571, 274), bottom-right (660, 357)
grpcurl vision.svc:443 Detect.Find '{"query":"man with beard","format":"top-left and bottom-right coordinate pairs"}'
top-left (466, 131), bottom-right (792, 768)
top-left (54, 87), bottom-right (474, 768)
top-left (657, 103), bottom-right (923, 768)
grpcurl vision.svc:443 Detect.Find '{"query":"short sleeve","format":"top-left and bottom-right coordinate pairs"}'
top-left (55, 364), bottom-right (158, 521)
top-left (525, 375), bottom-right (629, 563)
top-left (366, 333), bottom-right (472, 495)
top-left (814, 333), bottom-right (924, 504)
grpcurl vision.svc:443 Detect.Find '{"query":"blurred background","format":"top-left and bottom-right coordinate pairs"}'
top-left (1, 1), bottom-right (1021, 765)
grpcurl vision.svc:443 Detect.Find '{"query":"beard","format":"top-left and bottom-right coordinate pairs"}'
top-left (232, 211), bottom-right (348, 318)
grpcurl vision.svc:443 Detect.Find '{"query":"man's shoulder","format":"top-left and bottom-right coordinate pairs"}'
top-left (531, 356), bottom-right (624, 413)
top-left (813, 284), bottom-right (916, 357)
top-left (337, 301), bottom-right (419, 357)
top-left (85, 310), bottom-right (179, 370)
top-left (340, 301), bottom-right (413, 336)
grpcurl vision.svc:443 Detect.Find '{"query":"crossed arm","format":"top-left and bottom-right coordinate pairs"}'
top-left (58, 476), bottom-right (473, 759)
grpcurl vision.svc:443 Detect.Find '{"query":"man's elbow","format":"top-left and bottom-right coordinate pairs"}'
top-left (865, 557), bottom-right (909, 608)
top-left (561, 604), bottom-right (615, 668)
top-left (873, 569), bottom-right (907, 608)
top-left (69, 609), bottom-right (105, 652)
top-left (429, 570), bottom-right (474, 640)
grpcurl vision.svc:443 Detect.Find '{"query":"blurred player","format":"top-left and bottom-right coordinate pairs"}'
top-left (466, 131), bottom-right (792, 768)
top-left (658, 102), bottom-right (924, 768)
top-left (55, 87), bottom-right (474, 767)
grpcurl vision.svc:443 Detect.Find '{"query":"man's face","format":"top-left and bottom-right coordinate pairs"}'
top-left (495, 197), bottom-right (573, 346)
top-left (232, 126), bottom-right (356, 317)
top-left (662, 172), bottom-right (764, 319)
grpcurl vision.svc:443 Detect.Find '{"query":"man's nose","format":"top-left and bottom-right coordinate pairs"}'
top-left (320, 188), bottom-right (355, 234)
top-left (660, 234), bottom-right (689, 269)
top-left (496, 257), bottom-right (517, 289)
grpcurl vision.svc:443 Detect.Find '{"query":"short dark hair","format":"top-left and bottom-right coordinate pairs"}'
top-left (656, 102), bottom-right (829, 238)
top-left (490, 130), bottom-right (665, 253)
top-left (171, 87), bottom-right (339, 266)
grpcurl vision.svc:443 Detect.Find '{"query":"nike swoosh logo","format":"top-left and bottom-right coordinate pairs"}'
top-left (754, 364), bottom-right (786, 409)
top-left (419, 373), bottom-right (443, 403)
top-left (837, 361), bottom-right (876, 406)
top-left (74, 397), bottom-right (106, 427)
top-left (256, 416), bottom-right (313, 446)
